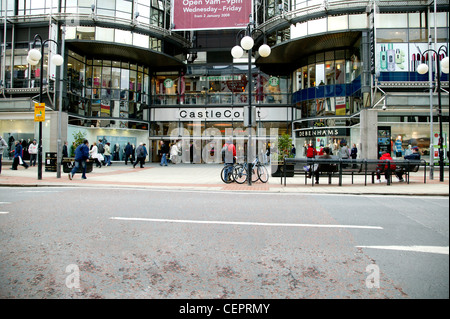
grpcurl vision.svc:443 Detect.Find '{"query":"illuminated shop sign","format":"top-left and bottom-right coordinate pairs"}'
top-left (296, 128), bottom-right (349, 138)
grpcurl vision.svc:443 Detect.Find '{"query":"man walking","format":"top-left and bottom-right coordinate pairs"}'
top-left (124, 142), bottom-right (133, 165)
top-left (133, 143), bottom-right (148, 168)
top-left (68, 139), bottom-right (90, 180)
top-left (160, 141), bottom-right (169, 166)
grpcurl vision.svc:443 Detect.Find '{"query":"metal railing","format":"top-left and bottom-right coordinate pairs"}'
top-left (281, 157), bottom-right (427, 187)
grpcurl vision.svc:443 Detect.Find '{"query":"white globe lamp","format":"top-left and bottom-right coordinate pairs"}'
top-left (240, 36), bottom-right (254, 51)
top-left (258, 44), bottom-right (271, 58)
top-left (51, 54), bottom-right (64, 66)
top-left (231, 45), bottom-right (244, 59)
top-left (27, 55), bottom-right (40, 66)
top-left (441, 56), bottom-right (449, 73)
top-left (28, 48), bottom-right (42, 62)
top-left (416, 63), bottom-right (429, 75)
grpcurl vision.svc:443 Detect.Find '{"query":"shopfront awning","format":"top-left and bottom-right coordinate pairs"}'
top-left (257, 31), bottom-right (361, 76)
top-left (66, 40), bottom-right (185, 71)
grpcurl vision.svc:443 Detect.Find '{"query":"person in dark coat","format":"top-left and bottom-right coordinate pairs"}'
top-left (68, 139), bottom-right (89, 180)
top-left (160, 141), bottom-right (169, 166)
top-left (11, 140), bottom-right (29, 170)
top-left (133, 143), bottom-right (148, 168)
top-left (124, 142), bottom-right (133, 165)
top-left (396, 146), bottom-right (421, 182)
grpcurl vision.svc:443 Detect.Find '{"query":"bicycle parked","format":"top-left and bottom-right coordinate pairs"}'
top-left (233, 156), bottom-right (269, 184)
top-left (220, 161), bottom-right (236, 184)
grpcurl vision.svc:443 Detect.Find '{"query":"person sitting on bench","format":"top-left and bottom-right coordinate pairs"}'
top-left (314, 147), bottom-right (332, 184)
top-left (397, 146), bottom-right (421, 182)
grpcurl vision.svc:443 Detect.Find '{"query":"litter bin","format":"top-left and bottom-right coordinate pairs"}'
top-left (45, 152), bottom-right (57, 172)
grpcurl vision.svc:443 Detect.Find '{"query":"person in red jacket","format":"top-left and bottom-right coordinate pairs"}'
top-left (306, 144), bottom-right (317, 178)
top-left (376, 151), bottom-right (397, 183)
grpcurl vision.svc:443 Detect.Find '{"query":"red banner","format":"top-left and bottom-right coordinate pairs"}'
top-left (172, 0), bottom-right (252, 31)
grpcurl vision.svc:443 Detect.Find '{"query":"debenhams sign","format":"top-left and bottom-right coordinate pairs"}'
top-left (296, 128), bottom-right (349, 137)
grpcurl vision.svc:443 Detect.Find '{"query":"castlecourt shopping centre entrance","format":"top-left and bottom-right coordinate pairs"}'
top-left (1, 1), bottom-right (448, 165)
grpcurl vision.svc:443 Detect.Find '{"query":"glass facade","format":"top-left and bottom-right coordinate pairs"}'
top-left (66, 51), bottom-right (150, 129)
top-left (0, 0), bottom-right (448, 163)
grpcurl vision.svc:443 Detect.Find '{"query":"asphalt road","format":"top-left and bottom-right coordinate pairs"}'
top-left (0, 187), bottom-right (448, 300)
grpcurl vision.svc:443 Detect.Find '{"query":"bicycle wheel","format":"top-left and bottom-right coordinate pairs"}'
top-left (250, 166), bottom-right (259, 183)
top-left (233, 164), bottom-right (248, 184)
top-left (221, 165), bottom-right (234, 184)
top-left (257, 164), bottom-right (269, 183)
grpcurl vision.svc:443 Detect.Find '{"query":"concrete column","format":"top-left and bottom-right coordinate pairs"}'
top-left (48, 111), bottom-right (68, 152)
top-left (360, 108), bottom-right (378, 160)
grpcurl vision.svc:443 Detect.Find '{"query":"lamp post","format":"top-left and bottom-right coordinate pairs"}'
top-left (417, 45), bottom-right (449, 182)
top-left (27, 34), bottom-right (64, 180)
top-left (231, 16), bottom-right (271, 186)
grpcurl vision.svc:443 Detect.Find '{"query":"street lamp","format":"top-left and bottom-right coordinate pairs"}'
top-left (417, 45), bottom-right (449, 182)
top-left (27, 34), bottom-right (64, 180)
top-left (231, 16), bottom-right (271, 186)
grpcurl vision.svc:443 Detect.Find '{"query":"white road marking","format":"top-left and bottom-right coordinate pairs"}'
top-left (110, 217), bottom-right (383, 230)
top-left (0, 202), bottom-right (11, 204)
top-left (356, 245), bottom-right (449, 255)
top-left (0, 212), bottom-right (10, 215)
top-left (21, 191), bottom-right (61, 193)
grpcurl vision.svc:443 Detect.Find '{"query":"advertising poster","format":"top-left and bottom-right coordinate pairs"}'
top-left (172, 0), bottom-right (252, 31)
top-left (376, 42), bottom-right (447, 73)
top-left (376, 43), bottom-right (408, 72)
top-left (335, 96), bottom-right (346, 116)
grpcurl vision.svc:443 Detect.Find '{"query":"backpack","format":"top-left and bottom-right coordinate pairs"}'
top-left (98, 143), bottom-right (104, 154)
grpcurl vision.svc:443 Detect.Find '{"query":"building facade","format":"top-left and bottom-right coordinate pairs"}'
top-left (1, 0), bottom-right (448, 164)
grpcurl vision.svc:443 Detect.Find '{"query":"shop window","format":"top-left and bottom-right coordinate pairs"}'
top-left (76, 27), bottom-right (95, 40)
top-left (328, 15), bottom-right (348, 32)
top-left (376, 13), bottom-right (408, 28)
top-left (376, 29), bottom-right (408, 43)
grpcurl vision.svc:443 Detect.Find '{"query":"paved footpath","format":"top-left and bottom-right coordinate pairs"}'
top-left (0, 161), bottom-right (448, 196)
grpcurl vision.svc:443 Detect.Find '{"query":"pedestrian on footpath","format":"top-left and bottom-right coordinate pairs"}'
top-left (124, 142), bottom-right (133, 165)
top-left (28, 139), bottom-right (38, 167)
top-left (69, 139), bottom-right (89, 180)
top-left (11, 140), bottom-right (29, 170)
top-left (160, 141), bottom-right (169, 166)
top-left (62, 141), bottom-right (68, 158)
top-left (89, 142), bottom-right (103, 168)
top-left (104, 142), bottom-right (112, 166)
top-left (170, 142), bottom-right (179, 164)
top-left (0, 135), bottom-right (7, 174)
top-left (133, 143), bottom-right (148, 168)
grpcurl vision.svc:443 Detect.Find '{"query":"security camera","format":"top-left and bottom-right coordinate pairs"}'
top-left (382, 105), bottom-right (387, 111)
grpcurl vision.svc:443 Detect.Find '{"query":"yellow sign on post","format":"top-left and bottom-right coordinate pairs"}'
top-left (34, 103), bottom-right (45, 122)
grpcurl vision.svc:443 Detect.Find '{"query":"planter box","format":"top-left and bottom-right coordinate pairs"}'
top-left (62, 158), bottom-right (94, 173)
top-left (271, 163), bottom-right (295, 177)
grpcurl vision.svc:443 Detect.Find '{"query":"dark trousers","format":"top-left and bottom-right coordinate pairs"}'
top-left (70, 160), bottom-right (87, 178)
top-left (30, 154), bottom-right (37, 166)
top-left (133, 157), bottom-right (145, 168)
top-left (12, 157), bottom-right (29, 170)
